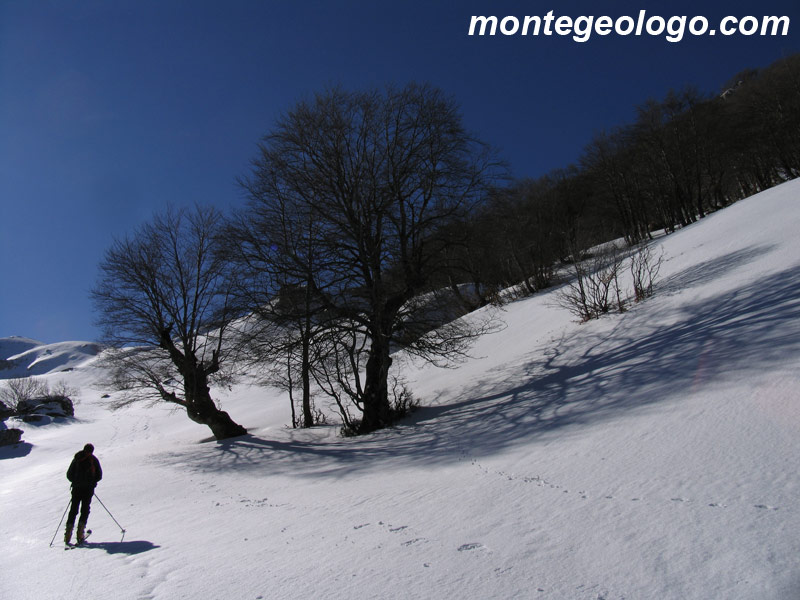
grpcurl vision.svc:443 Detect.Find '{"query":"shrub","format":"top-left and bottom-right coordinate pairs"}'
top-left (630, 243), bottom-right (664, 302)
top-left (557, 244), bottom-right (626, 322)
top-left (557, 242), bottom-right (664, 322)
top-left (339, 378), bottom-right (419, 437)
top-left (0, 377), bottom-right (48, 413)
top-left (0, 377), bottom-right (76, 418)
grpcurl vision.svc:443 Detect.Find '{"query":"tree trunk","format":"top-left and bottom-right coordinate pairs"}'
top-left (301, 327), bottom-right (313, 428)
top-left (187, 404), bottom-right (248, 440)
top-left (184, 370), bottom-right (247, 440)
top-left (358, 335), bottom-right (393, 434)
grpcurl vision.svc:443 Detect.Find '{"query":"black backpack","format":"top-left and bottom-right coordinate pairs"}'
top-left (67, 452), bottom-right (100, 487)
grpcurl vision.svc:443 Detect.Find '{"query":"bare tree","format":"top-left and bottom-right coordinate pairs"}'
top-left (630, 243), bottom-right (664, 302)
top-left (0, 376), bottom-right (48, 413)
top-left (223, 196), bottom-right (330, 429)
top-left (557, 243), bottom-right (626, 322)
top-left (0, 376), bottom-right (77, 417)
top-left (239, 83), bottom-right (503, 434)
top-left (557, 241), bottom-right (664, 322)
top-left (92, 205), bottom-right (247, 440)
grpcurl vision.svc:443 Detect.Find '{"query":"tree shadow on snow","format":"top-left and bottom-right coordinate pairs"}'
top-left (658, 244), bottom-right (776, 295)
top-left (428, 261), bottom-right (800, 447)
top-left (154, 254), bottom-right (800, 478)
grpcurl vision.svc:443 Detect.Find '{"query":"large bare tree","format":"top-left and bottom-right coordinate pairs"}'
top-left (92, 205), bottom-right (247, 440)
top-left (238, 83), bottom-right (502, 434)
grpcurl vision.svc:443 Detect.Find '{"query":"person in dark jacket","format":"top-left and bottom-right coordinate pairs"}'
top-left (64, 443), bottom-right (102, 544)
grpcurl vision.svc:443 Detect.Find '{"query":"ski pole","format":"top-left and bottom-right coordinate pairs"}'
top-left (49, 497), bottom-right (72, 547)
top-left (93, 493), bottom-right (126, 542)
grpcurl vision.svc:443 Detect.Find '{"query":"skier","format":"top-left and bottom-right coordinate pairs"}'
top-left (64, 443), bottom-right (102, 545)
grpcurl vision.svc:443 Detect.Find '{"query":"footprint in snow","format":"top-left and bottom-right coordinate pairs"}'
top-left (458, 542), bottom-right (489, 553)
top-left (402, 538), bottom-right (426, 546)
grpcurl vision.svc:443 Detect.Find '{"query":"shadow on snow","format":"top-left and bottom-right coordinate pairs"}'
top-left (77, 540), bottom-right (160, 555)
top-left (153, 250), bottom-right (800, 478)
top-left (0, 442), bottom-right (33, 460)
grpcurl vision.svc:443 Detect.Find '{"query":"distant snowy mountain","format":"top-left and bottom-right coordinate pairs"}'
top-left (0, 337), bottom-right (102, 378)
top-left (0, 336), bottom-right (43, 360)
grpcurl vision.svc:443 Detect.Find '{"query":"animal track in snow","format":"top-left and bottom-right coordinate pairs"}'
top-left (351, 521), bottom-right (429, 548)
top-left (457, 542), bottom-right (489, 553)
top-left (402, 538), bottom-right (425, 546)
top-left (470, 458), bottom-right (558, 489)
top-left (238, 496), bottom-right (286, 508)
top-left (666, 498), bottom-right (782, 511)
top-left (465, 449), bottom-right (784, 514)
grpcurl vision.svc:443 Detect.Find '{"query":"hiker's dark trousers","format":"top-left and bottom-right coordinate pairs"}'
top-left (67, 487), bottom-right (94, 527)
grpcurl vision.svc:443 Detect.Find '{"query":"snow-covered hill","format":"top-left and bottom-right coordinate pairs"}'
top-left (1, 180), bottom-right (799, 600)
top-left (0, 337), bottom-right (102, 378)
top-left (0, 336), bottom-right (43, 360)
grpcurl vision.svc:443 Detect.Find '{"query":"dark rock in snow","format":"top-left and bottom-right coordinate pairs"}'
top-left (0, 427), bottom-right (23, 446)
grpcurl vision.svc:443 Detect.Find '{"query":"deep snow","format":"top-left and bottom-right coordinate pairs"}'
top-left (2, 180), bottom-right (799, 599)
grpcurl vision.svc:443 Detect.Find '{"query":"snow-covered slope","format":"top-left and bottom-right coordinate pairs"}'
top-left (0, 336), bottom-right (43, 361)
top-left (1, 180), bottom-right (799, 600)
top-left (0, 339), bottom-right (102, 378)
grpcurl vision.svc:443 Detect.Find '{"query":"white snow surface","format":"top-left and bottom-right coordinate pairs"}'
top-left (0, 338), bottom-right (102, 378)
top-left (2, 180), bottom-right (800, 600)
top-left (0, 337), bottom-right (44, 361)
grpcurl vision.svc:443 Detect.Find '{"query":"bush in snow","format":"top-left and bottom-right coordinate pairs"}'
top-left (630, 242), bottom-right (664, 302)
top-left (340, 377), bottom-right (419, 437)
top-left (557, 242), bottom-right (664, 322)
top-left (0, 377), bottom-right (76, 419)
top-left (557, 244), bottom-right (626, 322)
top-left (0, 377), bottom-right (48, 413)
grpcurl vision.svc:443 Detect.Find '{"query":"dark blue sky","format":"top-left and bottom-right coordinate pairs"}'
top-left (2, 0), bottom-right (798, 343)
